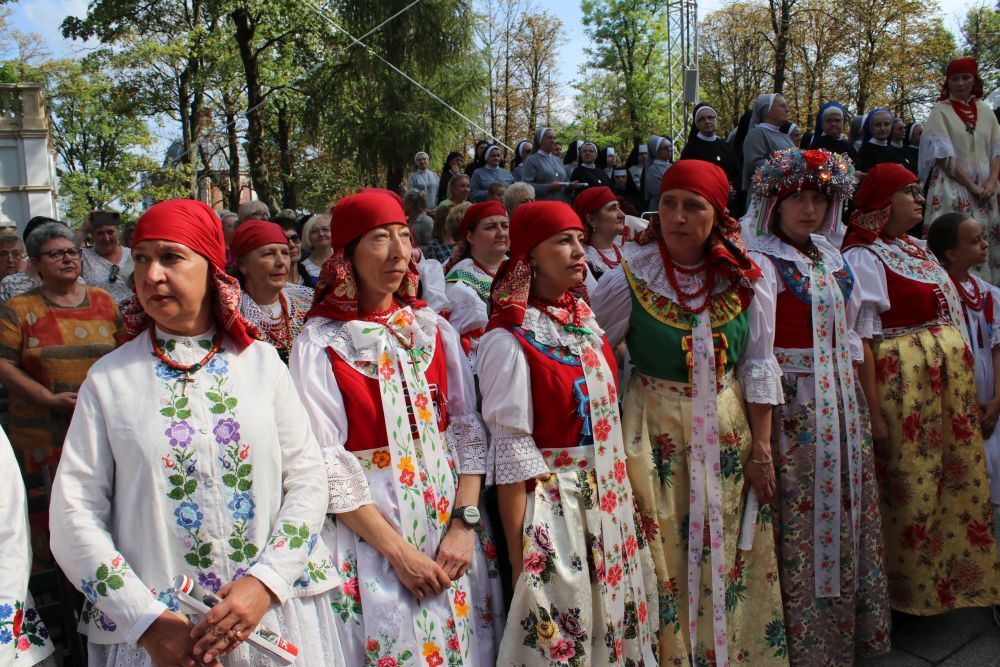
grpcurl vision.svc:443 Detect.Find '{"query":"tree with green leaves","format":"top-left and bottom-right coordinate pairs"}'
top-left (579, 0), bottom-right (672, 146)
top-left (45, 54), bottom-right (189, 220)
top-left (307, 0), bottom-right (487, 193)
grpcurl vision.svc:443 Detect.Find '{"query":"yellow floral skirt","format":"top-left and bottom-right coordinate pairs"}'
top-left (622, 373), bottom-right (789, 666)
top-left (872, 324), bottom-right (1000, 614)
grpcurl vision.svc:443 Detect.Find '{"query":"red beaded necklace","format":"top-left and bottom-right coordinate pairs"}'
top-left (358, 300), bottom-right (400, 324)
top-left (949, 98), bottom-right (978, 135)
top-left (887, 235), bottom-right (930, 261)
top-left (589, 244), bottom-right (622, 269)
top-left (149, 327), bottom-right (223, 396)
top-left (529, 292), bottom-right (587, 332)
top-left (952, 274), bottom-right (987, 311)
top-left (658, 238), bottom-right (714, 314)
top-left (258, 293), bottom-right (293, 353)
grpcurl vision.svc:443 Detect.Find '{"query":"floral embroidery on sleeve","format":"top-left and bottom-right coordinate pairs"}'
top-left (0, 602), bottom-right (50, 653)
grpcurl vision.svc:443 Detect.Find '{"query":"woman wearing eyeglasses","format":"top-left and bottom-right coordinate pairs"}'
top-left (843, 163), bottom-right (1000, 615)
top-left (275, 217), bottom-right (316, 287)
top-left (0, 222), bottom-right (121, 565)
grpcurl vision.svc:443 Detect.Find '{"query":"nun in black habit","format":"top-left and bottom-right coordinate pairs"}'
top-left (679, 102), bottom-right (740, 189)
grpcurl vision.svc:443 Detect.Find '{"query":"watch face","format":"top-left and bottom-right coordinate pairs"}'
top-left (461, 506), bottom-right (481, 524)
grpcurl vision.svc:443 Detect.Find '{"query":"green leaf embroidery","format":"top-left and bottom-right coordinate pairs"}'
top-left (184, 553), bottom-right (200, 567)
top-left (96, 563), bottom-right (109, 581)
top-left (222, 474), bottom-right (238, 487)
top-left (237, 479), bottom-right (252, 492)
top-left (210, 403), bottom-right (226, 415)
top-left (205, 391), bottom-right (223, 403)
top-left (106, 575), bottom-right (124, 590)
top-left (160, 407), bottom-right (176, 417)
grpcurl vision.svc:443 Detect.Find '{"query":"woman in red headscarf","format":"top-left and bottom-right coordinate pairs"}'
top-left (591, 160), bottom-right (788, 666)
top-left (232, 219), bottom-right (313, 364)
top-left (443, 200), bottom-right (509, 365)
top-left (48, 199), bottom-right (344, 666)
top-left (477, 200), bottom-right (658, 665)
top-left (575, 185), bottom-right (626, 281)
top-left (289, 190), bottom-right (503, 667)
top-left (843, 163), bottom-right (1000, 615)
top-left (920, 57), bottom-right (1000, 281)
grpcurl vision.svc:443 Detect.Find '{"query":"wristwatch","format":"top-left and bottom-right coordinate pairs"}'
top-left (451, 505), bottom-right (481, 528)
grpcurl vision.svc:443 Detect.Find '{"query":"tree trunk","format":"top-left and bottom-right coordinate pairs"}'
top-left (223, 92), bottom-right (241, 210)
top-left (232, 7), bottom-right (274, 210)
top-left (276, 100), bottom-right (297, 210)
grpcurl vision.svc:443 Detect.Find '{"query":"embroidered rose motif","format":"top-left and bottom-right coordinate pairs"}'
top-left (174, 501), bottom-right (203, 530)
top-left (213, 418), bottom-right (241, 445)
top-left (227, 492), bottom-right (256, 521)
top-left (165, 420), bottom-right (194, 448)
top-left (371, 450), bottom-right (390, 468)
top-left (530, 525), bottom-right (555, 554)
top-left (549, 638), bottom-right (576, 661)
top-left (198, 572), bottom-right (222, 593)
top-left (453, 590), bottom-right (468, 617)
top-left (523, 552), bottom-right (547, 574)
top-left (204, 356), bottom-right (228, 375)
top-left (593, 418), bottom-right (611, 442)
top-left (378, 352), bottom-right (395, 380)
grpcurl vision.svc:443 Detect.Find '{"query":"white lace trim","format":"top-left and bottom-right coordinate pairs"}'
top-left (302, 307), bottom-right (439, 377)
top-left (737, 357), bottom-right (784, 404)
top-left (239, 285), bottom-right (313, 330)
top-left (747, 233), bottom-right (845, 272)
top-left (484, 425), bottom-right (548, 486)
top-left (324, 449), bottom-right (372, 514)
top-left (520, 304), bottom-right (605, 351)
top-left (855, 302), bottom-right (882, 340)
top-left (848, 330), bottom-right (864, 364)
top-left (446, 414), bottom-right (488, 475)
top-left (622, 242), bottom-right (730, 305)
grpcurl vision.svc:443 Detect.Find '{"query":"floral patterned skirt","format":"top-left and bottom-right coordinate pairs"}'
top-left (772, 368), bottom-right (891, 665)
top-left (924, 167), bottom-right (1000, 283)
top-left (621, 373), bottom-right (788, 666)
top-left (499, 446), bottom-right (660, 666)
top-left (872, 324), bottom-right (1000, 614)
top-left (324, 453), bottom-right (505, 667)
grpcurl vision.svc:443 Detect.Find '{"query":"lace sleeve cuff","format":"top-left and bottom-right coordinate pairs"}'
top-left (848, 330), bottom-right (864, 364)
top-left (855, 303), bottom-right (882, 340)
top-left (738, 358), bottom-right (784, 405)
top-left (324, 449), bottom-right (372, 514)
top-left (485, 426), bottom-right (549, 486)
top-left (446, 414), bottom-right (488, 475)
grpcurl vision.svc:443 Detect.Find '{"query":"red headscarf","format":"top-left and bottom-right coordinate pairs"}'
top-left (122, 199), bottom-right (260, 349)
top-left (487, 201), bottom-right (585, 330)
top-left (230, 219), bottom-right (289, 257)
top-left (842, 162), bottom-right (918, 248)
top-left (940, 57), bottom-right (984, 101)
top-left (307, 189), bottom-right (424, 322)
top-left (444, 200), bottom-right (508, 272)
top-left (640, 160), bottom-right (761, 282)
top-left (572, 186), bottom-right (617, 223)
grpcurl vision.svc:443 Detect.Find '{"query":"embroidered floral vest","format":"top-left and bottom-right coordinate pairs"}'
top-left (624, 267), bottom-right (750, 383)
top-left (767, 256), bottom-right (854, 348)
top-left (328, 333), bottom-right (449, 452)
top-left (509, 326), bottom-right (618, 449)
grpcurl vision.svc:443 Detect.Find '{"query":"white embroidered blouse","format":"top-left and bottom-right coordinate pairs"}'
top-left (49, 328), bottom-right (334, 647)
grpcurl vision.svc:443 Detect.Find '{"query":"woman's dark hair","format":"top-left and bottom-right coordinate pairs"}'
top-left (273, 215), bottom-right (302, 235)
top-left (926, 211), bottom-right (974, 265)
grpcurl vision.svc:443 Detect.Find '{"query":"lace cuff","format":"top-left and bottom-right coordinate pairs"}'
top-left (446, 414), bottom-right (488, 475)
top-left (324, 449), bottom-right (372, 514)
top-left (484, 426), bottom-right (548, 486)
top-left (855, 302), bottom-right (882, 340)
top-left (848, 330), bottom-right (864, 364)
top-left (738, 357), bottom-right (784, 405)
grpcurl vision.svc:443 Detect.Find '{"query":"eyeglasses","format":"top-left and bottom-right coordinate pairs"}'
top-left (109, 265), bottom-right (120, 283)
top-left (286, 234), bottom-right (301, 243)
top-left (900, 184), bottom-right (924, 199)
top-left (39, 248), bottom-right (82, 261)
top-left (311, 227), bottom-right (331, 234)
top-left (0, 251), bottom-right (24, 261)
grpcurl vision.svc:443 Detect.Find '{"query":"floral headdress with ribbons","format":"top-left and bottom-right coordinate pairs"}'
top-left (748, 148), bottom-right (855, 237)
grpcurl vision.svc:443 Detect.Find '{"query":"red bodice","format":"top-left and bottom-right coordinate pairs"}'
top-left (880, 265), bottom-right (942, 330)
top-left (509, 326), bottom-right (618, 449)
top-left (328, 333), bottom-right (450, 452)
top-left (774, 290), bottom-right (814, 348)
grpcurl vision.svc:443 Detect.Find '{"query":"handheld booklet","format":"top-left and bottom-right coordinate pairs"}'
top-left (171, 575), bottom-right (298, 665)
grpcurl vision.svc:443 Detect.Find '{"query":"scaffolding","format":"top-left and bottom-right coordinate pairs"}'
top-left (664, 0), bottom-right (698, 151)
